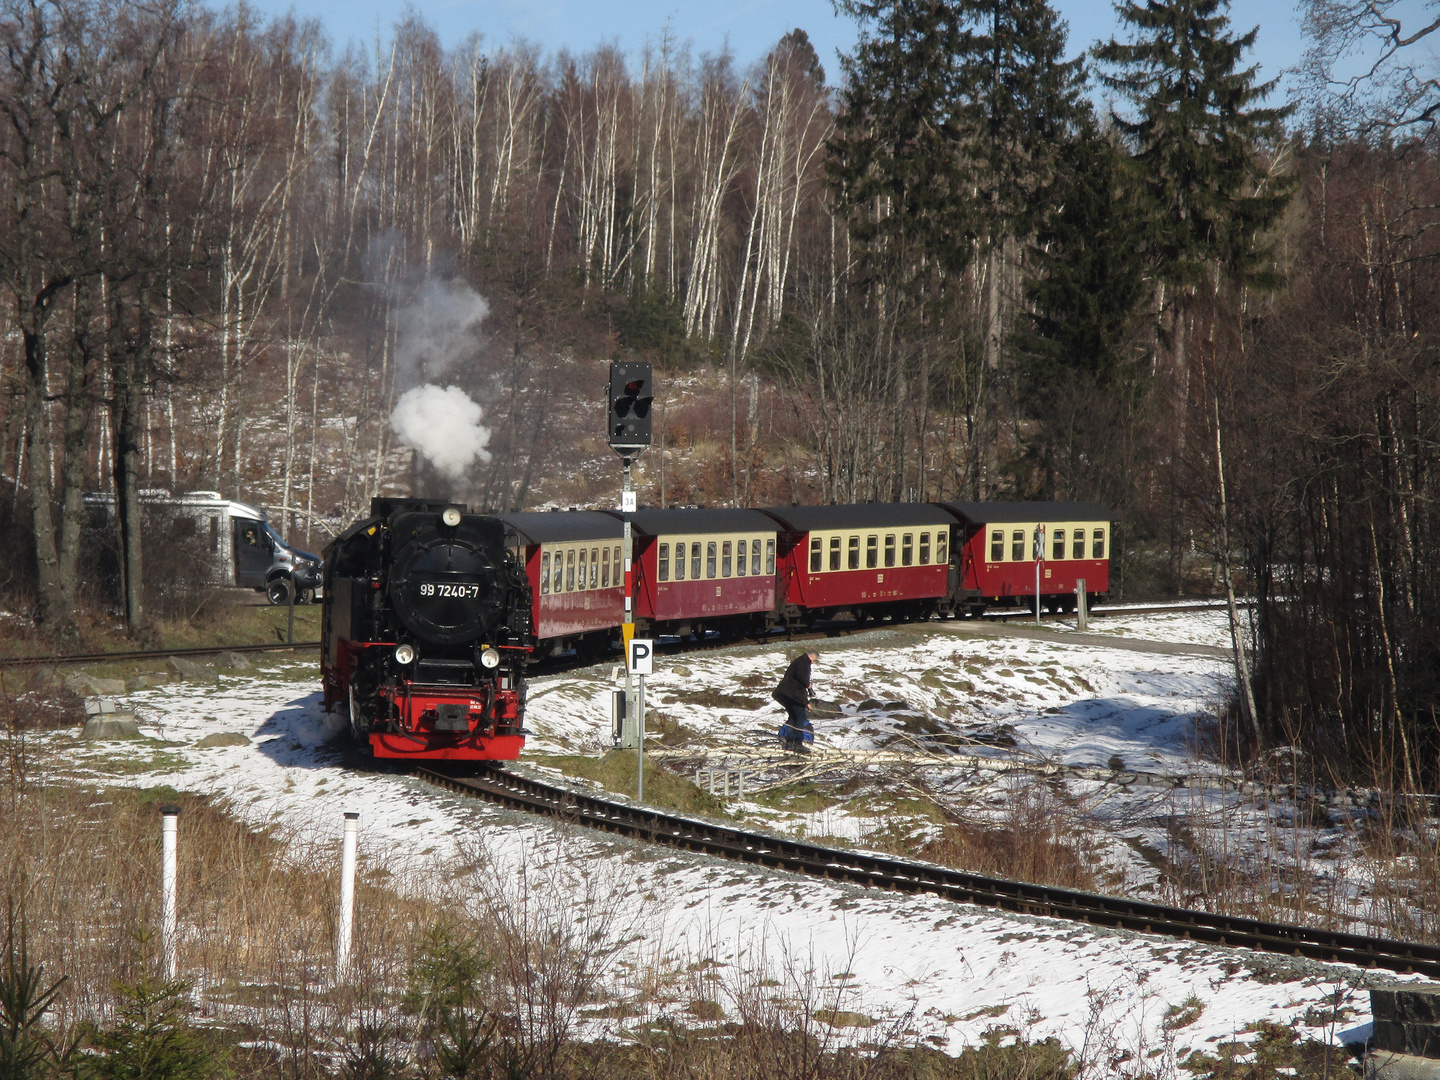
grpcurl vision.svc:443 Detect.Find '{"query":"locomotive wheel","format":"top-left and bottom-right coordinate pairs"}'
top-left (266, 576), bottom-right (293, 605)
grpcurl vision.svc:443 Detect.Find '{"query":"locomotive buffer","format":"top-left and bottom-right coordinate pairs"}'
top-left (608, 362), bottom-right (653, 800)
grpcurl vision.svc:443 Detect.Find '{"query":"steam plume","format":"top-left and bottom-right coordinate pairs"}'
top-left (384, 270), bottom-right (493, 483)
top-left (390, 384), bottom-right (492, 480)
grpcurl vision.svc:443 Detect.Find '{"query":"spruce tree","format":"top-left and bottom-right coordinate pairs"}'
top-left (959, 0), bottom-right (1088, 241)
top-left (1012, 123), bottom-right (1150, 499)
top-left (1016, 125), bottom-right (1149, 391)
top-left (1095, 0), bottom-right (1293, 289)
top-left (828, 0), bottom-right (978, 285)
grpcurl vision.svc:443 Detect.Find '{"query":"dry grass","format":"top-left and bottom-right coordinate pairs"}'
top-left (914, 778), bottom-right (1100, 893)
top-left (0, 592), bottom-right (323, 660)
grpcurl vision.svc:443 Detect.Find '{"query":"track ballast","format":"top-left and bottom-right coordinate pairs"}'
top-left (416, 763), bottom-right (1440, 981)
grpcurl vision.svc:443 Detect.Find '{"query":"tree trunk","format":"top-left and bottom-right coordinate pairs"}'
top-left (1213, 398), bottom-right (1259, 749)
top-left (21, 319), bottom-right (67, 634)
top-left (113, 305), bottom-right (150, 636)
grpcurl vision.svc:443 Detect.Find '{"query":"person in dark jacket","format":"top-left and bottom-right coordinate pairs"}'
top-left (773, 651), bottom-right (819, 752)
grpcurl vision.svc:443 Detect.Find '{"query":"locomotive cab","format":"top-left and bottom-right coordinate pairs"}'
top-left (322, 498), bottom-right (534, 761)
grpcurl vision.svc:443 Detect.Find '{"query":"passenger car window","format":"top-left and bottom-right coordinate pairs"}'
top-left (867, 535), bottom-right (878, 569)
top-left (991, 530), bottom-right (1004, 561)
top-left (1053, 529), bottom-right (1065, 561)
top-left (919, 532), bottom-right (930, 564)
top-left (1093, 529), bottom-right (1105, 559)
top-left (541, 551), bottom-right (551, 594)
top-left (752, 539), bottom-right (762, 576)
top-left (722, 541), bottom-right (733, 577)
top-left (591, 548), bottom-right (599, 588)
top-left (602, 547), bottom-right (610, 588)
top-left (553, 551), bottom-right (564, 594)
top-left (1073, 529), bottom-right (1085, 560)
top-left (937, 531), bottom-right (948, 563)
top-left (674, 542), bottom-right (685, 580)
top-left (691, 542), bottom-right (702, 580)
top-left (829, 536), bottom-right (841, 571)
top-left (848, 535), bottom-right (860, 569)
top-left (766, 538), bottom-right (775, 575)
top-left (902, 533), bottom-right (913, 566)
top-left (809, 537), bottom-right (822, 573)
top-left (658, 543), bottom-right (669, 582)
top-left (1011, 530), bottom-right (1025, 562)
top-left (578, 549), bottom-right (587, 590)
top-left (737, 539), bottom-right (747, 576)
top-left (707, 541), bottom-right (717, 578)
top-left (566, 549), bottom-right (575, 591)
top-left (614, 546), bottom-right (622, 575)
top-left (884, 534), bottom-right (896, 568)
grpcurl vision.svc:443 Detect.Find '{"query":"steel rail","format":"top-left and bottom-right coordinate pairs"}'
top-left (416, 764), bottom-right (1440, 980)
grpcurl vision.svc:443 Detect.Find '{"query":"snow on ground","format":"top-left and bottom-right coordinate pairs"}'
top-left (1086, 605), bottom-right (1243, 650)
top-left (40, 609), bottom-right (1384, 1066)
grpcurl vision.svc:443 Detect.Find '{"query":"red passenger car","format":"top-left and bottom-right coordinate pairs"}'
top-left (761, 504), bottom-right (959, 622)
top-left (499, 511), bottom-right (624, 655)
top-left (938, 501), bottom-right (1110, 612)
top-left (627, 508), bottom-right (779, 637)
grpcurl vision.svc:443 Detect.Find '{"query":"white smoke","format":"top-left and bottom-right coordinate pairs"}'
top-left (390, 384), bottom-right (492, 480)
top-left (396, 278), bottom-right (490, 383)
top-left (385, 273), bottom-right (494, 483)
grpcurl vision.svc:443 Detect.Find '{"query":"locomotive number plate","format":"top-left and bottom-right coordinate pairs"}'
top-left (417, 581), bottom-right (481, 598)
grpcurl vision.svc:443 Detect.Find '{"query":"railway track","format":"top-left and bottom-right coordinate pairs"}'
top-left (0, 601), bottom-right (1225, 670)
top-left (416, 763), bottom-right (1440, 981)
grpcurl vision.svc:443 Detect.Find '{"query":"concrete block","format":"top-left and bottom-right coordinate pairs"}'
top-left (126, 673), bottom-right (170, 690)
top-left (194, 732), bottom-right (250, 748)
top-left (1367, 1050), bottom-right (1440, 1078)
top-left (81, 716), bottom-right (140, 740)
top-left (167, 656), bottom-right (218, 681)
top-left (1376, 987), bottom-right (1440, 1027)
top-left (215, 651), bottom-right (253, 671)
top-left (64, 671), bottom-right (126, 696)
top-left (1374, 1021), bottom-right (1440, 1058)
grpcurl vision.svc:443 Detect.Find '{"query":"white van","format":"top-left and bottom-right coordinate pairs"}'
top-left (85, 490), bottom-right (323, 604)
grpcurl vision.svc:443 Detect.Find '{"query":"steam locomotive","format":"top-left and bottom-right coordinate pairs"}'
top-left (321, 498), bottom-right (533, 760)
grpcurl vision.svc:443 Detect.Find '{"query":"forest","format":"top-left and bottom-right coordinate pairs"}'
top-left (0, 0), bottom-right (1437, 786)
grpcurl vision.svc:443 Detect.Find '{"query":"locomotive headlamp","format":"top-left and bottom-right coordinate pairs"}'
top-left (479, 647), bottom-right (501, 669)
top-left (394, 643), bottom-right (416, 665)
top-left (442, 507), bottom-right (462, 527)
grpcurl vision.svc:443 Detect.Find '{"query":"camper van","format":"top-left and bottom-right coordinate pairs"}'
top-left (85, 490), bottom-right (322, 604)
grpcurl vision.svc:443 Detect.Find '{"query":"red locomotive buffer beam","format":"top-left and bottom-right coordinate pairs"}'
top-left (369, 683), bottom-right (525, 760)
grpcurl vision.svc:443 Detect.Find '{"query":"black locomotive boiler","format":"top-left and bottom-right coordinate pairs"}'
top-left (321, 498), bottom-right (534, 760)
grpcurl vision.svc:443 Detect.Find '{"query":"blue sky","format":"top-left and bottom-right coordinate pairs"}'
top-left (247, 0), bottom-right (1307, 101)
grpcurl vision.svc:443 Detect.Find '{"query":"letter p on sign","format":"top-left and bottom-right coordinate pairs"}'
top-left (628, 639), bottom-right (654, 675)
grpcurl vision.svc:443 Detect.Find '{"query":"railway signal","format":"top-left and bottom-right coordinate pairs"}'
top-left (608, 361), bottom-right (653, 448)
top-left (608, 362), bottom-right (653, 800)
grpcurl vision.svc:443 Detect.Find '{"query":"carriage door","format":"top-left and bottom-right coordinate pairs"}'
top-left (232, 518), bottom-right (272, 588)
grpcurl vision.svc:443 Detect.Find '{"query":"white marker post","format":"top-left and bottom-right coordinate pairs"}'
top-left (1076, 578), bottom-right (1088, 631)
top-left (161, 806), bottom-right (179, 980)
top-left (1034, 525), bottom-right (1047, 626)
top-left (629, 638), bottom-right (654, 802)
top-left (335, 812), bottom-right (359, 983)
